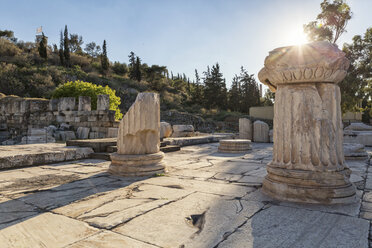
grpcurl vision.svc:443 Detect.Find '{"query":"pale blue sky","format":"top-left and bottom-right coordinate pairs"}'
top-left (1, 0), bottom-right (371, 88)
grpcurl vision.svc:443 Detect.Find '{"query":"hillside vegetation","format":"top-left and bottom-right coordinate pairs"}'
top-left (0, 27), bottom-right (268, 121)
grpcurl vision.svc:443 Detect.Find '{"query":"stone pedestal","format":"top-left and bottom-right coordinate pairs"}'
top-left (109, 93), bottom-right (166, 176)
top-left (258, 41), bottom-right (356, 204)
top-left (109, 151), bottom-right (165, 176)
top-left (218, 139), bottom-right (251, 153)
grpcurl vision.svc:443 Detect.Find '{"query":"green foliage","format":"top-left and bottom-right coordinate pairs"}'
top-left (112, 62), bottom-right (128, 75)
top-left (101, 40), bottom-right (109, 73)
top-left (340, 28), bottom-right (372, 117)
top-left (38, 33), bottom-right (47, 60)
top-left (0, 38), bottom-right (21, 57)
top-left (63, 25), bottom-right (70, 67)
top-left (203, 63), bottom-right (228, 110)
top-left (52, 80), bottom-right (123, 119)
top-left (304, 0), bottom-right (352, 44)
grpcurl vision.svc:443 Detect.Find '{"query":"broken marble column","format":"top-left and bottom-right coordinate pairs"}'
top-left (239, 118), bottom-right (252, 140)
top-left (109, 93), bottom-right (166, 176)
top-left (258, 41), bottom-right (355, 204)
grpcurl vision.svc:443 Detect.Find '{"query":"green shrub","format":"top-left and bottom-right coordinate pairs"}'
top-left (52, 80), bottom-right (123, 119)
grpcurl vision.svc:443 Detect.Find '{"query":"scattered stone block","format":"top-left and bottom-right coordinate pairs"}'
top-left (107, 127), bottom-right (118, 138)
top-left (78, 96), bottom-right (91, 111)
top-left (97, 95), bottom-right (110, 111)
top-left (239, 118), bottom-right (252, 140)
top-left (49, 99), bottom-right (59, 111)
top-left (160, 122), bottom-right (172, 138)
top-left (172, 125), bottom-right (194, 137)
top-left (58, 131), bottom-right (76, 141)
top-left (58, 97), bottom-right (76, 111)
top-left (77, 127), bottom-right (90, 139)
top-left (345, 122), bottom-right (372, 131)
top-left (344, 143), bottom-right (368, 160)
top-left (269, 129), bottom-right (273, 143)
top-left (253, 120), bottom-right (269, 143)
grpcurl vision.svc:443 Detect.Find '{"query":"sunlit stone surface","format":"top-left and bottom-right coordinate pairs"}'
top-left (109, 93), bottom-right (166, 176)
top-left (258, 41), bottom-right (356, 204)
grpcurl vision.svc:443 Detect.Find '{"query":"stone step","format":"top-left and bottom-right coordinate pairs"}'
top-left (161, 145), bottom-right (181, 153)
top-left (90, 152), bottom-right (111, 161)
top-left (105, 145), bottom-right (180, 154)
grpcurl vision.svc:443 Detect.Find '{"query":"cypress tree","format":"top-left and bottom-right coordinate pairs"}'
top-left (59, 31), bottom-right (64, 66)
top-left (38, 32), bottom-right (47, 61)
top-left (101, 40), bottom-right (109, 73)
top-left (128, 51), bottom-right (136, 80)
top-left (134, 56), bottom-right (142, 81)
top-left (63, 25), bottom-right (70, 67)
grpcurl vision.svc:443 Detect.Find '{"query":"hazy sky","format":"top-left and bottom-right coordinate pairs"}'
top-left (1, 0), bottom-right (371, 89)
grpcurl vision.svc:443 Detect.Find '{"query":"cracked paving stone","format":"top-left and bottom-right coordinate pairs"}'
top-left (218, 205), bottom-right (369, 248)
top-left (57, 184), bottom-right (193, 229)
top-left (200, 161), bottom-right (262, 175)
top-left (212, 172), bottom-right (243, 182)
top-left (114, 192), bottom-right (264, 248)
top-left (168, 169), bottom-right (216, 179)
top-left (0, 213), bottom-right (98, 248)
top-left (67, 230), bottom-right (157, 248)
top-left (144, 176), bottom-right (255, 197)
top-left (237, 175), bottom-right (264, 186)
top-left (0, 196), bottom-right (39, 229)
top-left (18, 176), bottom-right (128, 210)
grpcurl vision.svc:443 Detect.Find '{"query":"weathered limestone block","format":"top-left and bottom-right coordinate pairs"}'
top-left (77, 127), bottom-right (90, 139)
top-left (345, 122), bottom-right (372, 131)
top-left (343, 143), bottom-right (368, 160)
top-left (269, 129), bottom-right (273, 143)
top-left (253, 121), bottom-right (269, 143)
top-left (97, 95), bottom-right (109, 111)
top-left (239, 118), bottom-right (252, 140)
top-left (109, 93), bottom-right (166, 176)
top-left (160, 122), bottom-right (172, 138)
top-left (107, 127), bottom-right (118, 138)
top-left (49, 99), bottom-right (59, 111)
top-left (218, 139), bottom-right (251, 153)
top-left (344, 131), bottom-right (372, 147)
top-left (56, 131), bottom-right (76, 141)
top-left (172, 125), bottom-right (195, 137)
top-left (58, 97), bottom-right (76, 111)
top-left (78, 96), bottom-right (91, 111)
top-left (258, 41), bottom-right (355, 204)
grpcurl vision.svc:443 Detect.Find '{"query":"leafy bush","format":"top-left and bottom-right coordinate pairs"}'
top-left (52, 80), bottom-right (123, 119)
top-left (0, 38), bottom-right (21, 56)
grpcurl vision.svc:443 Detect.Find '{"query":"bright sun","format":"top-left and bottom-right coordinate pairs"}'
top-left (287, 28), bottom-right (309, 46)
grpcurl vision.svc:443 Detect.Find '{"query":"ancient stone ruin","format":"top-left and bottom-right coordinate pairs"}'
top-left (258, 41), bottom-right (356, 204)
top-left (109, 92), bottom-right (166, 176)
top-left (0, 94), bottom-right (118, 144)
top-left (218, 139), bottom-right (252, 153)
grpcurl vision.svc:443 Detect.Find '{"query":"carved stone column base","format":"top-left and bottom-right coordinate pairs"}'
top-left (218, 139), bottom-right (252, 153)
top-left (262, 165), bottom-right (357, 204)
top-left (109, 151), bottom-right (166, 176)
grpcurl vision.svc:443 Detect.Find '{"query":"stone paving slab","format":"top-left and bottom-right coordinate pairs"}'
top-left (0, 142), bottom-right (370, 248)
top-left (0, 213), bottom-right (98, 248)
top-left (218, 205), bottom-right (369, 248)
top-left (0, 143), bottom-right (93, 169)
top-left (67, 231), bottom-right (158, 248)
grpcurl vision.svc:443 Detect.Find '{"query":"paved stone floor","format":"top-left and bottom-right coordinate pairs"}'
top-left (0, 142), bottom-right (371, 248)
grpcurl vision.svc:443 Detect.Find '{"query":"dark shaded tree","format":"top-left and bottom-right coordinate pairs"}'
top-left (38, 32), bottom-right (47, 61)
top-left (63, 25), bottom-right (70, 67)
top-left (101, 40), bottom-right (109, 73)
top-left (69, 34), bottom-right (83, 53)
top-left (59, 30), bottom-right (65, 66)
